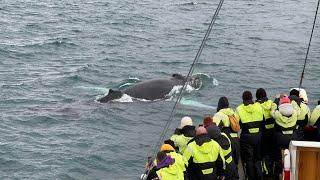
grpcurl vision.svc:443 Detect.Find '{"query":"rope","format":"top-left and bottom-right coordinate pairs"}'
top-left (298, 0), bottom-right (320, 89)
top-left (142, 0), bottom-right (225, 178)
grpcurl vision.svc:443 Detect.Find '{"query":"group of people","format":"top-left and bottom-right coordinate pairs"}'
top-left (143, 88), bottom-right (320, 180)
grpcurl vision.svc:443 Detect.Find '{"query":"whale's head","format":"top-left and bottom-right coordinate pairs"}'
top-left (171, 73), bottom-right (202, 90)
top-left (98, 89), bottom-right (123, 103)
top-left (188, 75), bottom-right (202, 90)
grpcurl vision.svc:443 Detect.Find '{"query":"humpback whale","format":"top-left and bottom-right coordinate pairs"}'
top-left (98, 74), bottom-right (202, 103)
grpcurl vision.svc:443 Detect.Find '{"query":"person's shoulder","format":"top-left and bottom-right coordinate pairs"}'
top-left (236, 103), bottom-right (244, 110)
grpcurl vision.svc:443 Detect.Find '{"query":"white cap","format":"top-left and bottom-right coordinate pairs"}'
top-left (179, 116), bottom-right (193, 128)
top-left (279, 104), bottom-right (294, 117)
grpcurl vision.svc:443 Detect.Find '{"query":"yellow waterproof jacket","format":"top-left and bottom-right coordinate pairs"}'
top-left (271, 102), bottom-right (299, 134)
top-left (170, 134), bottom-right (193, 155)
top-left (212, 108), bottom-right (235, 127)
top-left (212, 108), bottom-right (238, 138)
top-left (156, 154), bottom-right (185, 180)
top-left (235, 102), bottom-right (264, 134)
top-left (296, 102), bottom-right (310, 127)
top-left (259, 100), bottom-right (273, 120)
top-left (183, 137), bottom-right (225, 177)
top-left (310, 105), bottom-right (320, 126)
top-left (258, 100), bottom-right (275, 130)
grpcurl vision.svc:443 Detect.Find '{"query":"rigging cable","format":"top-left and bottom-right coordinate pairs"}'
top-left (142, 0), bottom-right (225, 178)
top-left (298, 0), bottom-right (320, 89)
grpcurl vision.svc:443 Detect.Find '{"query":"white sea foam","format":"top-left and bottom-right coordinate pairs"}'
top-left (77, 86), bottom-right (109, 93)
top-left (119, 83), bottom-right (135, 89)
top-left (114, 94), bottom-right (134, 102)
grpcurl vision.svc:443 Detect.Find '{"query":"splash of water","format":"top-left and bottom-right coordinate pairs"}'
top-left (113, 94), bottom-right (134, 103)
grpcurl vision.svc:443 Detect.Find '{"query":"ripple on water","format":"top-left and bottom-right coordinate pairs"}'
top-left (1, 0), bottom-right (320, 179)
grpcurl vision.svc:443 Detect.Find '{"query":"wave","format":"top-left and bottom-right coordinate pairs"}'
top-left (1, 37), bottom-right (78, 48)
top-left (169, 1), bottom-right (200, 6)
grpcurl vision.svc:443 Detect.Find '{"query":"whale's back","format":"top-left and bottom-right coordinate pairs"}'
top-left (123, 78), bottom-right (183, 100)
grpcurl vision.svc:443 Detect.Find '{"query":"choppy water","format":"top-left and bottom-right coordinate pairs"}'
top-left (0, 0), bottom-right (319, 179)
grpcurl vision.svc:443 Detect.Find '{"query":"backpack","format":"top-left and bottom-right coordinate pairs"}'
top-left (228, 115), bottom-right (240, 132)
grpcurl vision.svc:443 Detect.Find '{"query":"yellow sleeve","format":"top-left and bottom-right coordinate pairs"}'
top-left (182, 145), bottom-right (193, 165)
top-left (292, 101), bottom-right (301, 117)
top-left (234, 107), bottom-right (240, 122)
top-left (310, 106), bottom-right (320, 126)
top-left (212, 113), bottom-right (222, 126)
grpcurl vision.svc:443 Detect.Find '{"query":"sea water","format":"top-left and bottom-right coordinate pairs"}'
top-left (0, 0), bottom-right (319, 179)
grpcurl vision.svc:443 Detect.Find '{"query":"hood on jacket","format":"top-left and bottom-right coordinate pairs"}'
top-left (279, 103), bottom-right (294, 117)
top-left (157, 153), bottom-right (175, 169)
top-left (242, 103), bottom-right (258, 113)
top-left (173, 128), bottom-right (182, 135)
top-left (276, 110), bottom-right (297, 126)
top-left (196, 137), bottom-right (215, 154)
top-left (219, 108), bottom-right (235, 116)
top-left (181, 125), bottom-right (196, 137)
top-left (206, 125), bottom-right (221, 139)
top-left (194, 134), bottom-right (211, 147)
top-left (259, 100), bottom-right (273, 111)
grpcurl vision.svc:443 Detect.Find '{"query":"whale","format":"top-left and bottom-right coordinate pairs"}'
top-left (98, 74), bottom-right (202, 103)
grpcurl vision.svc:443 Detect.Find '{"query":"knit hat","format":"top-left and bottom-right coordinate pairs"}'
top-left (179, 116), bottom-right (193, 128)
top-left (256, 88), bottom-right (267, 100)
top-left (242, 91), bottom-right (253, 104)
top-left (160, 144), bottom-right (175, 152)
top-left (206, 125), bottom-right (221, 139)
top-left (217, 96), bottom-right (229, 112)
top-left (203, 116), bottom-right (215, 128)
top-left (196, 126), bottom-right (207, 135)
top-left (279, 96), bottom-right (291, 105)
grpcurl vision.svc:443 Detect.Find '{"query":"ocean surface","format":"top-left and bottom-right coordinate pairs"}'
top-left (0, 0), bottom-right (319, 179)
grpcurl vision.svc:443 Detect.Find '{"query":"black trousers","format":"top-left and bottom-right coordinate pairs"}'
top-left (225, 161), bottom-right (239, 180)
top-left (240, 133), bottom-right (263, 180)
top-left (231, 137), bottom-right (240, 166)
top-left (261, 129), bottom-right (277, 177)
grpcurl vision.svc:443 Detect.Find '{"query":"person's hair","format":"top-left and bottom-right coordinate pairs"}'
top-left (290, 89), bottom-right (299, 97)
top-left (242, 91), bottom-right (253, 102)
top-left (256, 88), bottom-right (267, 100)
top-left (217, 96), bottom-right (229, 112)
